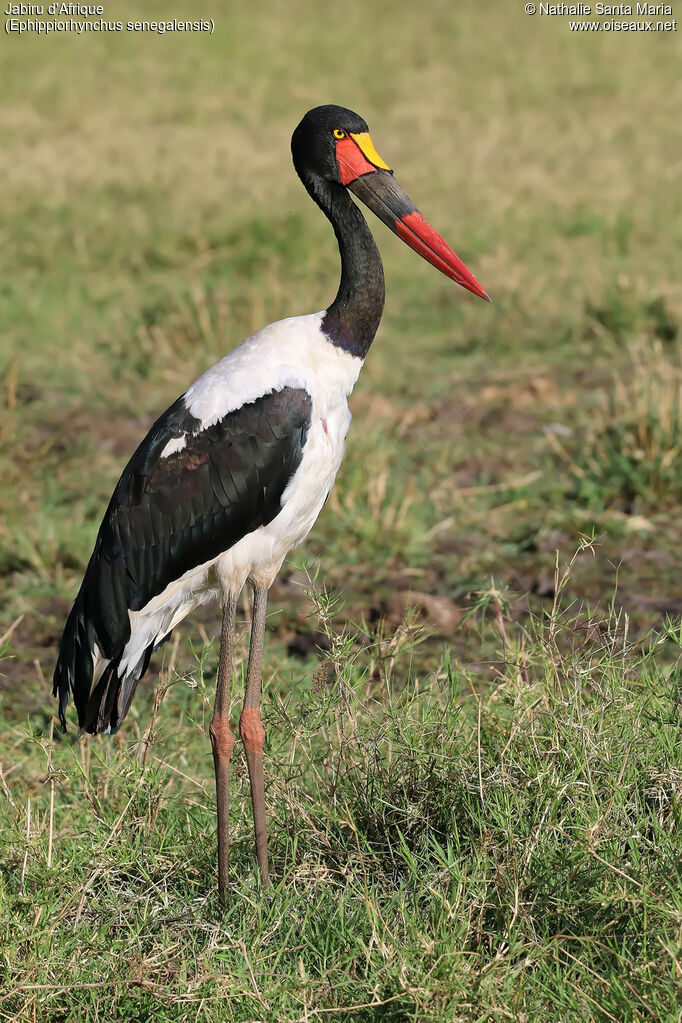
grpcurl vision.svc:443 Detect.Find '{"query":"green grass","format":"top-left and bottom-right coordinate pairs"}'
top-left (1, 573), bottom-right (681, 1020)
top-left (1, 0), bottom-right (682, 1018)
top-left (551, 335), bottom-right (682, 513)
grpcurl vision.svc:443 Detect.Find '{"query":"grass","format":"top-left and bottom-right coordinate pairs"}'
top-left (1, 0), bottom-right (682, 1018)
top-left (552, 336), bottom-right (682, 513)
top-left (1, 570), bottom-right (681, 1020)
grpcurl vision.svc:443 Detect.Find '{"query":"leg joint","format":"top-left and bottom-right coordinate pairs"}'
top-left (240, 707), bottom-right (265, 753)
top-left (209, 714), bottom-right (235, 762)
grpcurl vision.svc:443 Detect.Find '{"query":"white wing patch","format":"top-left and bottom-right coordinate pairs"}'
top-left (89, 643), bottom-right (111, 696)
top-left (160, 435), bottom-right (188, 459)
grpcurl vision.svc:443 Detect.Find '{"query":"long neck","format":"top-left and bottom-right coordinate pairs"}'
top-left (304, 175), bottom-right (385, 360)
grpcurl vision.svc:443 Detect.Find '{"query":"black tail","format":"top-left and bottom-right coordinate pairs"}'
top-left (53, 587), bottom-right (97, 732)
top-left (53, 585), bottom-right (151, 735)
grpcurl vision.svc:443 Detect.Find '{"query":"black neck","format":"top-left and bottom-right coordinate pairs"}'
top-left (302, 174), bottom-right (385, 360)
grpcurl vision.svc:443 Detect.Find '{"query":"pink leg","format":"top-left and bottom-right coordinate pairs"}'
top-left (209, 594), bottom-right (236, 903)
top-left (239, 585), bottom-right (270, 885)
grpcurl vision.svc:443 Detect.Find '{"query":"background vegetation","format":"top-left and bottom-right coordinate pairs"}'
top-left (1, 1), bottom-right (681, 1019)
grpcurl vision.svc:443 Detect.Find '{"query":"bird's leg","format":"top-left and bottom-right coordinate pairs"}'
top-left (240, 584), bottom-right (270, 885)
top-left (209, 594), bottom-right (237, 903)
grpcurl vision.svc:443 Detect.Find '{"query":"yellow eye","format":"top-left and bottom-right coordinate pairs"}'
top-left (333, 129), bottom-right (346, 139)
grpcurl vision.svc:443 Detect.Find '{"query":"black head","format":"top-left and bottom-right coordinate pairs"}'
top-left (291, 104), bottom-right (491, 303)
top-left (291, 104), bottom-right (370, 184)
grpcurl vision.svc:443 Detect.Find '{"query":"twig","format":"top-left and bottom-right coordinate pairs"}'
top-left (477, 692), bottom-right (484, 808)
top-left (46, 719), bottom-right (55, 870)
top-left (33, 659), bottom-right (46, 689)
top-left (0, 614), bottom-right (24, 648)
top-left (238, 939), bottom-right (269, 1012)
top-left (19, 798), bottom-right (31, 894)
top-left (0, 763), bottom-right (17, 809)
top-left (139, 634), bottom-right (179, 767)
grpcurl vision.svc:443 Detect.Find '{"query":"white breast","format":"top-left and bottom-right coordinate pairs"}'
top-left (217, 393), bottom-right (352, 592)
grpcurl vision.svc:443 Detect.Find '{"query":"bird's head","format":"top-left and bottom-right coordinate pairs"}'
top-left (291, 104), bottom-right (490, 302)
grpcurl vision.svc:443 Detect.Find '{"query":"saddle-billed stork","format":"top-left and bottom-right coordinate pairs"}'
top-left (53, 104), bottom-right (489, 901)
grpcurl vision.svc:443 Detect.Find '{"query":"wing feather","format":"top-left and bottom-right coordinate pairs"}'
top-left (53, 386), bottom-right (313, 733)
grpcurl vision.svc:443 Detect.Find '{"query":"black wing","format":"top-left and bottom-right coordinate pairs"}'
top-left (54, 386), bottom-right (312, 733)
